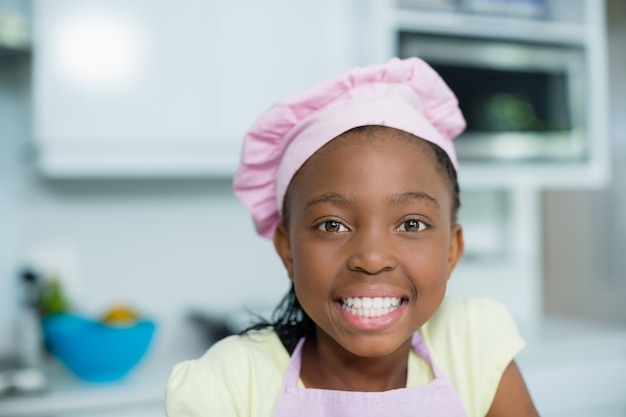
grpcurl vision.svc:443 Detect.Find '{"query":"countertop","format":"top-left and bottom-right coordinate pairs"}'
top-left (0, 349), bottom-right (192, 417)
top-left (2, 317), bottom-right (626, 417)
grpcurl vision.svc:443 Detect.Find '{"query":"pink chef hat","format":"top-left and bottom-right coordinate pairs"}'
top-left (234, 57), bottom-right (466, 239)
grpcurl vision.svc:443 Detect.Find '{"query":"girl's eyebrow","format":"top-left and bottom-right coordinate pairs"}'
top-left (303, 192), bottom-right (351, 210)
top-left (388, 192), bottom-right (440, 209)
top-left (303, 192), bottom-right (440, 210)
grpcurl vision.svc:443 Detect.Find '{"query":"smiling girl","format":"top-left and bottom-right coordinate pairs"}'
top-left (165, 58), bottom-right (539, 417)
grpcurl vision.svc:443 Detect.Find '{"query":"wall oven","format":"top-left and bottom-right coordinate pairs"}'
top-left (399, 33), bottom-right (586, 163)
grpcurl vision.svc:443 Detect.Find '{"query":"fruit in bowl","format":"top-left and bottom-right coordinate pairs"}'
top-left (42, 307), bottom-right (156, 382)
top-left (101, 304), bottom-right (140, 325)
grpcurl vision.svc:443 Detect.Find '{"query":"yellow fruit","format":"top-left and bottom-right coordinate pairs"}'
top-left (101, 305), bottom-right (139, 324)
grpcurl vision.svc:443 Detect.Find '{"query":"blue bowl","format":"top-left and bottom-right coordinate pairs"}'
top-left (42, 313), bottom-right (156, 382)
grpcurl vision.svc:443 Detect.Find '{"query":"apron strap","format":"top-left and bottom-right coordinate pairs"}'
top-left (411, 331), bottom-right (446, 379)
top-left (282, 337), bottom-right (307, 388)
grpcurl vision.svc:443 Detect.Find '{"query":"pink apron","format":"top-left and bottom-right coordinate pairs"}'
top-left (272, 331), bottom-right (468, 417)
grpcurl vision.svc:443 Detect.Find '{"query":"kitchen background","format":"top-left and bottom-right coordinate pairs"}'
top-left (1, 0), bottom-right (625, 416)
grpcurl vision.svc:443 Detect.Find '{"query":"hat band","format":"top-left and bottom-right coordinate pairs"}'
top-left (275, 83), bottom-right (457, 215)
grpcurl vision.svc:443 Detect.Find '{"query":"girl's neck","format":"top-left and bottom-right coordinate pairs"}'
top-left (299, 331), bottom-right (413, 392)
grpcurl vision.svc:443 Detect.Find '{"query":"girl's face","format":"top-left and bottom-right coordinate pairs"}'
top-left (274, 127), bottom-right (464, 359)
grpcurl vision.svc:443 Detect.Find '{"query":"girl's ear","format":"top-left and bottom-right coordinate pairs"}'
top-left (273, 224), bottom-right (295, 282)
top-left (447, 224), bottom-right (464, 277)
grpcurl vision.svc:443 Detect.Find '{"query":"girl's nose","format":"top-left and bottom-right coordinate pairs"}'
top-left (346, 229), bottom-right (397, 275)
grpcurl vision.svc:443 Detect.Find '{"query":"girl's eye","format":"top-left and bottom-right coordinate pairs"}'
top-left (396, 219), bottom-right (427, 233)
top-left (317, 220), bottom-right (349, 233)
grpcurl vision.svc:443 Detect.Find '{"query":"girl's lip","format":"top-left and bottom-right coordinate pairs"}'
top-left (334, 299), bottom-right (407, 330)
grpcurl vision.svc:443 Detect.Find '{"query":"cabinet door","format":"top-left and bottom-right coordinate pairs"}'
top-left (33, 0), bottom-right (359, 177)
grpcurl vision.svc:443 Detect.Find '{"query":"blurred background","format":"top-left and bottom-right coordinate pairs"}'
top-left (0, 0), bottom-right (625, 416)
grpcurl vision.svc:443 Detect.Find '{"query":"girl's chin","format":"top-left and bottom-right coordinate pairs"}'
top-left (335, 335), bottom-right (412, 359)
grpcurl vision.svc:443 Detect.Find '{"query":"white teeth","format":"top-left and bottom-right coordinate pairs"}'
top-left (340, 297), bottom-right (402, 318)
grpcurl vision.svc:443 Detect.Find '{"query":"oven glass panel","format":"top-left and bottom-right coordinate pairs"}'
top-left (398, 32), bottom-right (586, 162)
top-left (432, 64), bottom-right (571, 134)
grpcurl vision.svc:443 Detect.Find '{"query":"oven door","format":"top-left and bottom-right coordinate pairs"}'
top-left (399, 33), bottom-right (586, 163)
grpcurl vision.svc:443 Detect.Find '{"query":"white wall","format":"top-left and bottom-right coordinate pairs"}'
top-left (543, 0), bottom-right (626, 324)
top-left (17, 175), bottom-right (292, 357)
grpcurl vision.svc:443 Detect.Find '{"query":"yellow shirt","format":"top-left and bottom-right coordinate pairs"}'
top-left (165, 297), bottom-right (525, 417)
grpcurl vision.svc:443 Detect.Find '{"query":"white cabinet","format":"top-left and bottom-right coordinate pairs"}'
top-left (34, 0), bottom-right (609, 185)
top-left (33, 0), bottom-right (360, 177)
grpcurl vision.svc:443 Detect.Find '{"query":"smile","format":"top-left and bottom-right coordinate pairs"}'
top-left (340, 296), bottom-right (403, 318)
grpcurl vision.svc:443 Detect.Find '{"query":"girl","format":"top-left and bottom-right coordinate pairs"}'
top-left (165, 58), bottom-right (539, 417)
